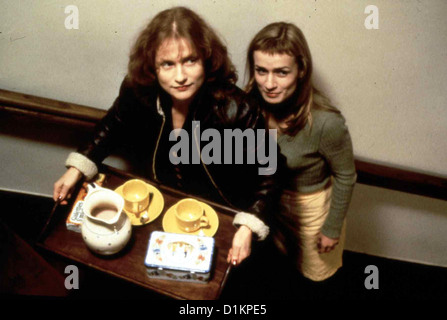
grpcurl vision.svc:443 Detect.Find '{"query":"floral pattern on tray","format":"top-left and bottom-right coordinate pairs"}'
top-left (145, 231), bottom-right (214, 274)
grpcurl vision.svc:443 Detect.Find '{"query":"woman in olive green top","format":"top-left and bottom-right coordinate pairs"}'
top-left (245, 22), bottom-right (357, 281)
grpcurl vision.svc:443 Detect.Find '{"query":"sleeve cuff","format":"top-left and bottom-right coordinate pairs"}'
top-left (233, 211), bottom-right (269, 241)
top-left (65, 152), bottom-right (98, 180)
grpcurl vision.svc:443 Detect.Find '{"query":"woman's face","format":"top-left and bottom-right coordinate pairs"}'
top-left (253, 50), bottom-right (299, 104)
top-left (155, 38), bottom-right (205, 105)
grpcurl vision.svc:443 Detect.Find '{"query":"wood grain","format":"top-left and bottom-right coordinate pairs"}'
top-left (37, 168), bottom-right (235, 300)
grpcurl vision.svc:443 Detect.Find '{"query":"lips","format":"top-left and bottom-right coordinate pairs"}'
top-left (174, 84), bottom-right (193, 91)
top-left (264, 91), bottom-right (281, 98)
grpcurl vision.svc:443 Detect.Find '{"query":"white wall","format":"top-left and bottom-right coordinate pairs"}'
top-left (346, 184), bottom-right (447, 267)
top-left (1, 1), bottom-right (446, 267)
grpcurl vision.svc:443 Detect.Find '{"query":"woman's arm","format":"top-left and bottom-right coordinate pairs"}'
top-left (53, 167), bottom-right (83, 205)
top-left (319, 113), bottom-right (357, 240)
top-left (227, 225), bottom-right (253, 265)
top-left (226, 92), bottom-right (286, 264)
top-left (53, 78), bottom-right (134, 202)
top-left (67, 78), bottom-right (136, 178)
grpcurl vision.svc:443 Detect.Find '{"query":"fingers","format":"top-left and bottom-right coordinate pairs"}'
top-left (53, 181), bottom-right (72, 205)
top-left (318, 244), bottom-right (334, 254)
top-left (228, 226), bottom-right (253, 265)
top-left (227, 247), bottom-right (240, 265)
top-left (231, 245), bottom-right (252, 265)
top-left (227, 248), bottom-right (238, 265)
top-left (317, 236), bottom-right (339, 254)
top-left (53, 182), bottom-right (63, 202)
top-left (53, 167), bottom-right (83, 204)
top-left (226, 249), bottom-right (232, 263)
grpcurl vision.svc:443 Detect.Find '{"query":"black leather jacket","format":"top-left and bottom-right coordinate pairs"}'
top-left (78, 78), bottom-right (282, 228)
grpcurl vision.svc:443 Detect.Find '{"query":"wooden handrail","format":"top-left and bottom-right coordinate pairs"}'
top-left (355, 159), bottom-right (447, 201)
top-left (1, 88), bottom-right (446, 201)
top-left (0, 88), bottom-right (105, 123)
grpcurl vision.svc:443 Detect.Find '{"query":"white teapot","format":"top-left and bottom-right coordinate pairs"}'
top-left (81, 184), bottom-right (132, 255)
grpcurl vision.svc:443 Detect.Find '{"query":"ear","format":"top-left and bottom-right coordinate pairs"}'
top-left (296, 56), bottom-right (308, 79)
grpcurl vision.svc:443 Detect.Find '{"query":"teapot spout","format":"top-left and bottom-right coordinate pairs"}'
top-left (87, 205), bottom-right (122, 225)
top-left (83, 185), bottom-right (125, 225)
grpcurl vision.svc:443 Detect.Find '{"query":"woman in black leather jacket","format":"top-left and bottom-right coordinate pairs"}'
top-left (53, 6), bottom-right (281, 264)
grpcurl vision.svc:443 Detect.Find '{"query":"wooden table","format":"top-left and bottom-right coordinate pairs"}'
top-left (37, 167), bottom-right (238, 300)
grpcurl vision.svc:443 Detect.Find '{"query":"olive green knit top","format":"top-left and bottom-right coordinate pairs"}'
top-left (277, 107), bottom-right (357, 239)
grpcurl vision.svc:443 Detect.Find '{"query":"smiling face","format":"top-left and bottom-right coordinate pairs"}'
top-left (155, 37), bottom-right (205, 106)
top-left (253, 50), bottom-right (299, 104)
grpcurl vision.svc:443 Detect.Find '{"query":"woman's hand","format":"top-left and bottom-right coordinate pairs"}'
top-left (53, 167), bottom-right (83, 205)
top-left (317, 232), bottom-right (339, 254)
top-left (227, 225), bottom-right (253, 265)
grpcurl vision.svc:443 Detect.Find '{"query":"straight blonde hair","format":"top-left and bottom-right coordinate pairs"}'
top-left (246, 22), bottom-right (338, 135)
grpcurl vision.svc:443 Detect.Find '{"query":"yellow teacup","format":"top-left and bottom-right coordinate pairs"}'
top-left (174, 199), bottom-right (209, 233)
top-left (122, 179), bottom-right (150, 215)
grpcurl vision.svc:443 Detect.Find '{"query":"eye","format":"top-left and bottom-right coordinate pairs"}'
top-left (276, 70), bottom-right (290, 77)
top-left (160, 61), bottom-right (174, 69)
top-left (255, 67), bottom-right (267, 75)
top-left (184, 57), bottom-right (198, 66)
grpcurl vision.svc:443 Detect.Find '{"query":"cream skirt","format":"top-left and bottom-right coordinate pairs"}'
top-left (274, 183), bottom-right (346, 282)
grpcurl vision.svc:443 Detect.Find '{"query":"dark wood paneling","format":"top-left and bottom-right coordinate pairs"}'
top-left (1, 88), bottom-right (446, 201)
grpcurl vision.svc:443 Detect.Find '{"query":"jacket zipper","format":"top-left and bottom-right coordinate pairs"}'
top-left (193, 120), bottom-right (236, 209)
top-left (152, 96), bottom-right (166, 182)
top-left (153, 96), bottom-right (236, 209)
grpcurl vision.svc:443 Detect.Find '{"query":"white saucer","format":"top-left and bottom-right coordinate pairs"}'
top-left (115, 182), bottom-right (164, 226)
top-left (162, 200), bottom-right (219, 237)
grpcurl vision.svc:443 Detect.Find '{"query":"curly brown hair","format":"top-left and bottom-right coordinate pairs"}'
top-left (127, 6), bottom-right (237, 100)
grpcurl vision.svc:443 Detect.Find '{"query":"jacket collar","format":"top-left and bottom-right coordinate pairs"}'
top-left (155, 84), bottom-right (211, 121)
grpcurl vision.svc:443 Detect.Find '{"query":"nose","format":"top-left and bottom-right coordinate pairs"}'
top-left (264, 73), bottom-right (276, 91)
top-left (175, 65), bottom-right (187, 84)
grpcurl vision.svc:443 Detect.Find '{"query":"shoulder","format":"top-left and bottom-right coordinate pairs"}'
top-left (116, 76), bottom-right (158, 108)
top-left (311, 107), bottom-right (352, 147)
top-left (213, 85), bottom-right (262, 127)
top-left (119, 76), bottom-right (157, 97)
top-left (107, 77), bottom-right (159, 122)
top-left (311, 107), bottom-right (346, 131)
top-left (219, 85), bottom-right (252, 109)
